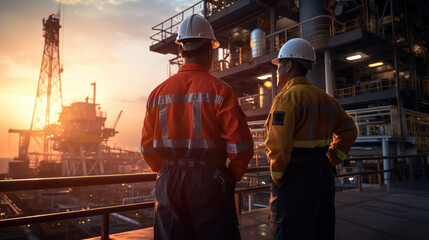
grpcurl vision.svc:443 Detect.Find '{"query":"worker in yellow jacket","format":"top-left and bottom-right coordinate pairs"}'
top-left (265, 38), bottom-right (357, 240)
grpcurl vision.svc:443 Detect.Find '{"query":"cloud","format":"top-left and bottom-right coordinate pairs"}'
top-left (118, 95), bottom-right (148, 104)
top-left (61, 1), bottom-right (187, 42)
top-left (0, 54), bottom-right (39, 93)
top-left (58, 0), bottom-right (139, 10)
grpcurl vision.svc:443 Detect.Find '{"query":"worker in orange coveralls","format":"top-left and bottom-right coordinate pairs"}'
top-left (140, 14), bottom-right (254, 240)
top-left (265, 38), bottom-right (357, 240)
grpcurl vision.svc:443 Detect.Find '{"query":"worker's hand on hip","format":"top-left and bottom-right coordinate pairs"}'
top-left (271, 177), bottom-right (282, 187)
top-left (213, 168), bottom-right (235, 195)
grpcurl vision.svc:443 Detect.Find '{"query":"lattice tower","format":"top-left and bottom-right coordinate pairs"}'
top-left (28, 13), bottom-right (63, 167)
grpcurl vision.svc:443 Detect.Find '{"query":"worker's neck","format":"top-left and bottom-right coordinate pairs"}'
top-left (184, 57), bottom-right (210, 71)
top-left (184, 58), bottom-right (203, 65)
top-left (286, 71), bottom-right (306, 84)
top-left (289, 71), bottom-right (305, 80)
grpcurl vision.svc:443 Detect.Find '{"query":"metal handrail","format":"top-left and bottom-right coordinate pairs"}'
top-left (333, 78), bottom-right (396, 99)
top-left (2, 155), bottom-right (423, 192)
top-left (333, 78), bottom-right (418, 99)
top-left (265, 15), bottom-right (343, 39)
top-left (150, 0), bottom-right (241, 44)
top-left (150, 1), bottom-right (204, 43)
top-left (0, 173), bottom-right (157, 192)
top-left (0, 202), bottom-right (154, 228)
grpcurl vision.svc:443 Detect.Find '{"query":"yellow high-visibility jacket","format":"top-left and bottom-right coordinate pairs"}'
top-left (265, 77), bottom-right (357, 184)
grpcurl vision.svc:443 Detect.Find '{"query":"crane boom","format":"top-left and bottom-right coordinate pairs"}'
top-left (113, 110), bottom-right (123, 129)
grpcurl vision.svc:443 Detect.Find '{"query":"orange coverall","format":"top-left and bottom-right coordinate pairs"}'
top-left (141, 63), bottom-right (254, 239)
top-left (141, 63), bottom-right (254, 181)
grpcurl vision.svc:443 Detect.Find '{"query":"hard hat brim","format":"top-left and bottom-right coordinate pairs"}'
top-left (212, 40), bottom-right (220, 49)
top-left (176, 38), bottom-right (220, 51)
top-left (272, 57), bottom-right (316, 65)
top-left (271, 58), bottom-right (281, 65)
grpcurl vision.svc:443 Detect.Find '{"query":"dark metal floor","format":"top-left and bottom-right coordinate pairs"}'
top-left (86, 181), bottom-right (429, 240)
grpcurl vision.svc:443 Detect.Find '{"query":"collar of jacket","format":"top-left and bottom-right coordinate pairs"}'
top-left (281, 77), bottom-right (310, 92)
top-left (179, 63), bottom-right (207, 73)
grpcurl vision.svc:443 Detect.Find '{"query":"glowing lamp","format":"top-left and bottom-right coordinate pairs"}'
top-left (346, 55), bottom-right (362, 61)
top-left (368, 62), bottom-right (384, 67)
top-left (264, 81), bottom-right (272, 88)
top-left (257, 74), bottom-right (271, 80)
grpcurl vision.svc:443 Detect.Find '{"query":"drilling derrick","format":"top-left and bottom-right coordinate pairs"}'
top-left (28, 13), bottom-right (63, 168)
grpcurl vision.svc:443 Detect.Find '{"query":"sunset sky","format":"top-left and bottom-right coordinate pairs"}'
top-left (0, 0), bottom-right (199, 158)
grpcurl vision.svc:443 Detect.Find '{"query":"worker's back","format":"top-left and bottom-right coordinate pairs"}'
top-left (266, 77), bottom-right (357, 174)
top-left (280, 77), bottom-right (348, 143)
top-left (146, 64), bottom-right (228, 160)
top-left (142, 63), bottom-right (253, 180)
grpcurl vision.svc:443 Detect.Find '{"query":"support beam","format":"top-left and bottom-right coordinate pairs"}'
top-left (324, 50), bottom-right (332, 95)
top-left (382, 138), bottom-right (391, 186)
top-left (248, 194), bottom-right (252, 211)
top-left (271, 68), bottom-right (278, 98)
top-left (270, 6), bottom-right (278, 98)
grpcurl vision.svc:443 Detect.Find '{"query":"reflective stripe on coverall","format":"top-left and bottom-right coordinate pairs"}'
top-left (264, 77), bottom-right (357, 240)
top-left (141, 63), bottom-right (254, 239)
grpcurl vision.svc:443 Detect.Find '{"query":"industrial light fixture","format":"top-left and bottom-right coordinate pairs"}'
top-left (368, 62), bottom-right (384, 68)
top-left (257, 74), bottom-right (271, 80)
top-left (344, 52), bottom-right (369, 62)
top-left (346, 55), bottom-right (362, 61)
top-left (264, 81), bottom-right (272, 88)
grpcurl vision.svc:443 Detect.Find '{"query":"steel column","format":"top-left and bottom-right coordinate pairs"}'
top-left (324, 50), bottom-right (332, 96)
top-left (101, 213), bottom-right (110, 240)
top-left (382, 138), bottom-right (391, 186)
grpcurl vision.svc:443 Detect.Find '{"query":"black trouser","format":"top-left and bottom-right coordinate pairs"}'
top-left (269, 149), bottom-right (335, 240)
top-left (154, 160), bottom-right (240, 240)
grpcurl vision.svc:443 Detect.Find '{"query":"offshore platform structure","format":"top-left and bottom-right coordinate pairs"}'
top-left (51, 83), bottom-right (122, 176)
top-left (150, 0), bottom-right (428, 206)
top-left (9, 9), bottom-right (144, 178)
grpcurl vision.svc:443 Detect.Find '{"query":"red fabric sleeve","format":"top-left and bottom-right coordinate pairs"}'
top-left (217, 87), bottom-right (254, 181)
top-left (141, 107), bottom-right (162, 172)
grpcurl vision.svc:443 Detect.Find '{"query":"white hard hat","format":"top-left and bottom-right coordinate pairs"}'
top-left (272, 38), bottom-right (316, 65)
top-left (175, 14), bottom-right (220, 51)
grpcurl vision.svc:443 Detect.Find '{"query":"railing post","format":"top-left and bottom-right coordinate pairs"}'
top-left (358, 174), bottom-right (362, 192)
top-left (101, 213), bottom-right (110, 240)
top-left (235, 192), bottom-right (242, 215)
top-left (170, 17), bottom-right (173, 38)
top-left (203, 0), bottom-right (207, 17)
top-left (409, 158), bottom-right (414, 181)
top-left (377, 159), bottom-right (382, 188)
